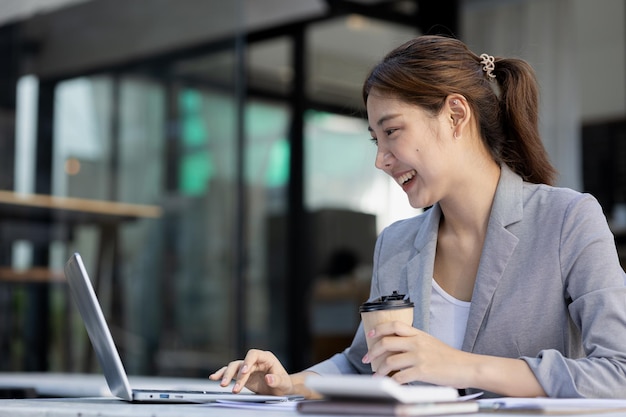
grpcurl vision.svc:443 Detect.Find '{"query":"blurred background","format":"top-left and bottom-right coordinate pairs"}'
top-left (0, 0), bottom-right (623, 378)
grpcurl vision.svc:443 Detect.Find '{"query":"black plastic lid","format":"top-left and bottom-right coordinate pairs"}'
top-left (359, 290), bottom-right (414, 312)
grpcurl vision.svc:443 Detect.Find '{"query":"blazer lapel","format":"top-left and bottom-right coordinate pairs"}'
top-left (406, 205), bottom-right (441, 332)
top-left (462, 166), bottom-right (523, 352)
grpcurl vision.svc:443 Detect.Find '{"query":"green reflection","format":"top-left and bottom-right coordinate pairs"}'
top-left (266, 138), bottom-right (290, 187)
top-left (180, 89), bottom-right (211, 195)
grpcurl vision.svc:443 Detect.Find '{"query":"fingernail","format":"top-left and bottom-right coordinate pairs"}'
top-left (266, 374), bottom-right (274, 385)
top-left (362, 354), bottom-right (369, 363)
top-left (233, 383), bottom-right (240, 392)
top-left (241, 364), bottom-right (248, 373)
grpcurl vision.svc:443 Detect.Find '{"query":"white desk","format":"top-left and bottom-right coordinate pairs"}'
top-left (1, 397), bottom-right (626, 417)
top-left (1, 373), bottom-right (625, 417)
top-left (0, 397), bottom-right (287, 417)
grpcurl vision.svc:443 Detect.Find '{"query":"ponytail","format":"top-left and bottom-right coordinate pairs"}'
top-left (494, 58), bottom-right (557, 185)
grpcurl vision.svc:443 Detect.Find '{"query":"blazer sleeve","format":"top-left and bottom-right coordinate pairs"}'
top-left (522, 193), bottom-right (626, 398)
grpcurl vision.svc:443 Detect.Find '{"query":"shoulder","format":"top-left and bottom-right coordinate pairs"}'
top-left (523, 181), bottom-right (585, 203)
top-left (519, 183), bottom-right (615, 260)
top-left (497, 165), bottom-right (607, 229)
top-left (522, 182), bottom-right (605, 223)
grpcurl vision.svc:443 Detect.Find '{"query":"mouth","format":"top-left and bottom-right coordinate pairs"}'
top-left (396, 170), bottom-right (417, 186)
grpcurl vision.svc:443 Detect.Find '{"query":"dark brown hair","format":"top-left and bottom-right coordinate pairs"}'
top-left (362, 35), bottom-right (557, 185)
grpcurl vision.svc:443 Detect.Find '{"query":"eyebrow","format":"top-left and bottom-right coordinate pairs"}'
top-left (367, 113), bottom-right (401, 132)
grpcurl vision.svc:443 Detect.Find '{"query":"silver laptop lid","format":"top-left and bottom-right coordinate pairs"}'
top-left (65, 252), bottom-right (133, 401)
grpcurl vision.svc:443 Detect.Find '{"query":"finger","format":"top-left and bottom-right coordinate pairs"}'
top-left (265, 374), bottom-right (280, 391)
top-left (233, 350), bottom-right (266, 393)
top-left (238, 349), bottom-right (267, 377)
top-left (209, 366), bottom-right (227, 380)
top-left (367, 334), bottom-right (413, 370)
top-left (265, 374), bottom-right (292, 395)
top-left (264, 373), bottom-right (290, 392)
top-left (233, 364), bottom-right (254, 393)
top-left (390, 365), bottom-right (418, 385)
top-left (375, 351), bottom-right (413, 379)
top-left (371, 321), bottom-right (419, 338)
top-left (239, 349), bottom-right (281, 378)
top-left (220, 361), bottom-right (245, 388)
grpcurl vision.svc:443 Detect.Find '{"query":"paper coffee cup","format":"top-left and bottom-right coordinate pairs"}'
top-left (359, 291), bottom-right (414, 374)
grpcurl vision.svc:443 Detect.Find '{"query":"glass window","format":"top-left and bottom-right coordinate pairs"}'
top-left (50, 59), bottom-right (246, 375)
top-left (304, 110), bottom-right (420, 232)
top-left (308, 15), bottom-right (419, 110)
top-left (243, 100), bottom-right (290, 349)
top-left (53, 76), bottom-right (114, 201)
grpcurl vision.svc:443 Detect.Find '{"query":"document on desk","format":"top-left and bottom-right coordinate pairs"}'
top-left (478, 397), bottom-right (626, 414)
top-left (210, 399), bottom-right (299, 411)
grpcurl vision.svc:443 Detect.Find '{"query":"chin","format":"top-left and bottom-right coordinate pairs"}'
top-left (409, 202), bottom-right (433, 210)
top-left (407, 199), bottom-right (431, 210)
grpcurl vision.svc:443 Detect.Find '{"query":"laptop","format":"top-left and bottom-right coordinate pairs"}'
top-left (65, 252), bottom-right (296, 403)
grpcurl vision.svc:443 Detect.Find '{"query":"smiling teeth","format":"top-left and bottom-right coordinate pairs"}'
top-left (397, 170), bottom-right (416, 186)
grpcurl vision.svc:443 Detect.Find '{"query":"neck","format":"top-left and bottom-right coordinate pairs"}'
top-left (439, 161), bottom-right (501, 238)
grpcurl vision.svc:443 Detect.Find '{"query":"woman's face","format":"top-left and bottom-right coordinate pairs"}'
top-left (367, 90), bottom-right (456, 209)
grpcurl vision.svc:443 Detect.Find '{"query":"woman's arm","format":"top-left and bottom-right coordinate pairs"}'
top-left (464, 353), bottom-right (546, 397)
top-left (364, 321), bottom-right (546, 397)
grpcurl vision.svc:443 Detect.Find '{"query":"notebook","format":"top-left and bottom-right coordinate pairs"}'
top-left (64, 252), bottom-right (295, 403)
top-left (299, 375), bottom-right (479, 416)
top-left (304, 375), bottom-right (460, 403)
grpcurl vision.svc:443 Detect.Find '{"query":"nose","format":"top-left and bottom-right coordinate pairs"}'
top-left (375, 149), bottom-right (392, 170)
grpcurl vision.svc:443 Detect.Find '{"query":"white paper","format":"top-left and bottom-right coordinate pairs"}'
top-left (207, 399), bottom-right (299, 410)
top-left (479, 397), bottom-right (626, 412)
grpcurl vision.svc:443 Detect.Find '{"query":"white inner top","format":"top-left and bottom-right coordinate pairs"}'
top-left (429, 278), bottom-right (471, 350)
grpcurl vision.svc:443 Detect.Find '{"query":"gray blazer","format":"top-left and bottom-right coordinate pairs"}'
top-left (308, 165), bottom-right (626, 398)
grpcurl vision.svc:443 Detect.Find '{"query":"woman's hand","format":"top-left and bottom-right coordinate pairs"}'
top-left (362, 321), bottom-right (471, 388)
top-left (362, 321), bottom-right (546, 397)
top-left (209, 349), bottom-right (294, 396)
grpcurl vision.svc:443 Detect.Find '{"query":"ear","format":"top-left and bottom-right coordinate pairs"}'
top-left (446, 94), bottom-right (470, 138)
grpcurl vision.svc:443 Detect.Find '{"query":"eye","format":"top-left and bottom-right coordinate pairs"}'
top-left (370, 136), bottom-right (378, 146)
top-left (385, 128), bottom-right (397, 136)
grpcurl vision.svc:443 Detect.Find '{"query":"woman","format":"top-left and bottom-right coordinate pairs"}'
top-left (210, 35), bottom-right (626, 398)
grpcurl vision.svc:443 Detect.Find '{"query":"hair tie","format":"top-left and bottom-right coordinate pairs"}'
top-left (479, 53), bottom-right (496, 79)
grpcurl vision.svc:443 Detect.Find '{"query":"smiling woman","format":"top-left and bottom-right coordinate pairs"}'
top-left (210, 34), bottom-right (626, 400)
